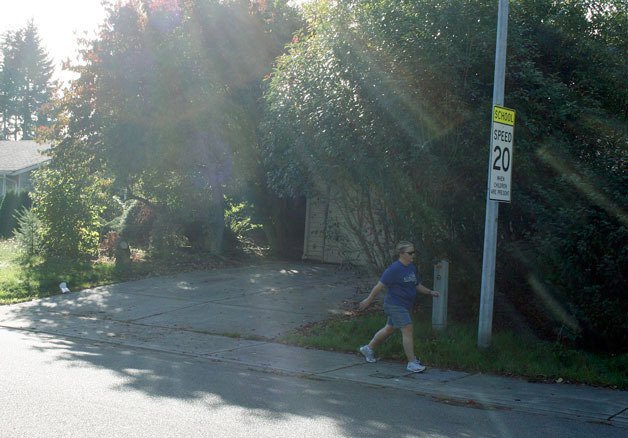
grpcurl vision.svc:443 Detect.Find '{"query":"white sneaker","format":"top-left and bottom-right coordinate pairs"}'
top-left (407, 359), bottom-right (426, 373)
top-left (359, 345), bottom-right (376, 363)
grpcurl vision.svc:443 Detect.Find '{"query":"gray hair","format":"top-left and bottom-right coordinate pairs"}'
top-left (396, 241), bottom-right (414, 255)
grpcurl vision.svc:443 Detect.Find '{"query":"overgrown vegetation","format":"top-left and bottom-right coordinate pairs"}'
top-left (35, 0), bottom-right (302, 260)
top-left (280, 311), bottom-right (628, 389)
top-left (263, 0), bottom-right (627, 352)
top-left (1, 1), bottom-right (624, 363)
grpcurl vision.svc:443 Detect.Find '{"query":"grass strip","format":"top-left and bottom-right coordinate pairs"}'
top-left (280, 313), bottom-right (628, 389)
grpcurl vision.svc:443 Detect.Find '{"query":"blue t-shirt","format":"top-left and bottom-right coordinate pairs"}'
top-left (380, 260), bottom-right (421, 310)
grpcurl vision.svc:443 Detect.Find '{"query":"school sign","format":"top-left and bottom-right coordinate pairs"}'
top-left (488, 105), bottom-right (515, 202)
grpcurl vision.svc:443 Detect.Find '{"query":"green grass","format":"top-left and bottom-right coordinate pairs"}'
top-left (279, 312), bottom-right (628, 389)
top-left (0, 239), bottom-right (24, 301)
top-left (0, 238), bottom-right (252, 304)
top-left (0, 239), bottom-right (132, 304)
top-left (0, 239), bottom-right (184, 304)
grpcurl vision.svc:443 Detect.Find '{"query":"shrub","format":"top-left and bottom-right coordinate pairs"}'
top-left (119, 200), bottom-right (155, 247)
top-left (13, 207), bottom-right (42, 258)
top-left (224, 197), bottom-right (262, 239)
top-left (99, 197), bottom-right (125, 237)
top-left (31, 167), bottom-right (104, 260)
top-left (149, 214), bottom-right (186, 258)
top-left (546, 207), bottom-right (627, 352)
top-left (0, 191), bottom-right (31, 238)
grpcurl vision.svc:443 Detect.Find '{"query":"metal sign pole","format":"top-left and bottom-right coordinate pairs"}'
top-left (478, 0), bottom-right (510, 348)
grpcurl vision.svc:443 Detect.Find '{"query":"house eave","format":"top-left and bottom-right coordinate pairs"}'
top-left (0, 159), bottom-right (51, 176)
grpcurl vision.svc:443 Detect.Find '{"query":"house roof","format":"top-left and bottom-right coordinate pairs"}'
top-left (0, 140), bottom-right (51, 175)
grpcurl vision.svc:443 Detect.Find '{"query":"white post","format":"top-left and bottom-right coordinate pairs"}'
top-left (478, 0), bottom-right (509, 348)
top-left (432, 260), bottom-right (449, 331)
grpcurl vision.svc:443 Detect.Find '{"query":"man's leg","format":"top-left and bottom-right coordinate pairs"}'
top-left (368, 324), bottom-right (395, 349)
top-left (400, 324), bottom-right (416, 362)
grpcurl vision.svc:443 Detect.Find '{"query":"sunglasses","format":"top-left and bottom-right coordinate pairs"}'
top-left (405, 251), bottom-right (416, 255)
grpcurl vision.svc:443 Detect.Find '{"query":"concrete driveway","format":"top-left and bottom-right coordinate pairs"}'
top-left (0, 261), bottom-right (365, 342)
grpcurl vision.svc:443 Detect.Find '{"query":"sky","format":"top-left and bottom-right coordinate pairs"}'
top-left (1, 0), bottom-right (308, 85)
top-left (0, 0), bottom-right (107, 83)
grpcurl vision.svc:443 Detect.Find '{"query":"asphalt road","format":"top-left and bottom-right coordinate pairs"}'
top-left (1, 327), bottom-right (622, 438)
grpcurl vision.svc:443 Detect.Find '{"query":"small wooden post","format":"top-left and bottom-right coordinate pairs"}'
top-left (432, 260), bottom-right (449, 331)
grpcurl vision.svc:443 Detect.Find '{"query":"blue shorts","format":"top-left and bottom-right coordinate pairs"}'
top-left (384, 303), bottom-right (412, 328)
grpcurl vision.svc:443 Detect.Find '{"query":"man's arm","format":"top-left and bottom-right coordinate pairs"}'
top-left (417, 283), bottom-right (439, 297)
top-left (359, 281), bottom-right (386, 310)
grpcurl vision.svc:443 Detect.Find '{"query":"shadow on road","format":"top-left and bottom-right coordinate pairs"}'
top-left (2, 262), bottom-right (599, 437)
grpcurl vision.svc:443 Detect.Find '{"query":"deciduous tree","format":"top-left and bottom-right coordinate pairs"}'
top-left (45, 0), bottom-right (300, 256)
top-left (263, 0), bottom-right (627, 351)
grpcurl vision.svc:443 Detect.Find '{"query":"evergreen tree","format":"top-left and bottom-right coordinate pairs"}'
top-left (0, 30), bottom-right (21, 139)
top-left (0, 20), bottom-right (55, 140)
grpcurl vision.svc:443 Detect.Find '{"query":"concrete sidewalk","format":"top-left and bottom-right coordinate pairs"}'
top-left (0, 261), bottom-right (626, 428)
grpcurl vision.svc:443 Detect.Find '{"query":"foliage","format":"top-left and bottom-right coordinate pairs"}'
top-left (264, 0), bottom-right (499, 271)
top-left (0, 237), bottom-right (124, 304)
top-left (528, 206), bottom-right (627, 351)
top-left (0, 191), bottom-right (31, 238)
top-left (44, 0), bottom-right (301, 257)
top-left (263, 0), bottom-right (627, 350)
top-left (117, 200), bottom-right (155, 247)
top-left (0, 20), bottom-right (56, 140)
top-left (224, 196), bottom-right (262, 239)
top-left (30, 166), bottom-right (106, 259)
top-left (502, 0), bottom-right (628, 351)
top-left (13, 206), bottom-right (42, 258)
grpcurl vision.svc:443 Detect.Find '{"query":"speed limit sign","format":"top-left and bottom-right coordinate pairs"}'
top-left (489, 105), bottom-right (515, 202)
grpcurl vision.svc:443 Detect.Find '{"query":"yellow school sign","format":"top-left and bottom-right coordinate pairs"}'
top-left (493, 106), bottom-right (515, 125)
